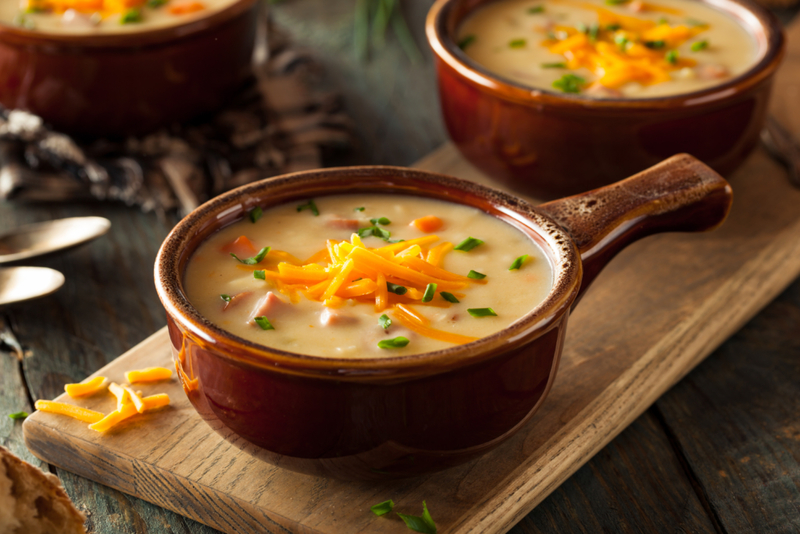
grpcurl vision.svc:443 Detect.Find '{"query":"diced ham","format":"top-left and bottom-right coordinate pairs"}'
top-left (320, 308), bottom-right (359, 326)
top-left (221, 235), bottom-right (257, 257)
top-left (325, 218), bottom-right (361, 230)
top-left (248, 292), bottom-right (285, 325)
top-left (695, 64), bottom-right (729, 80)
top-left (585, 83), bottom-right (624, 98)
top-left (223, 291), bottom-right (252, 311)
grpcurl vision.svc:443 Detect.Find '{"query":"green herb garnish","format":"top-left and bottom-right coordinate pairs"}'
top-left (254, 317), bottom-right (274, 331)
top-left (587, 23), bottom-right (599, 42)
top-left (253, 270), bottom-right (266, 280)
top-left (605, 0), bottom-right (628, 4)
top-left (120, 7), bottom-right (142, 24)
top-left (422, 283), bottom-right (437, 303)
top-left (396, 501), bottom-right (437, 534)
top-left (354, 207), bottom-right (366, 212)
top-left (691, 40), bottom-right (708, 52)
top-left (230, 247), bottom-right (270, 265)
top-left (509, 255), bottom-right (529, 270)
top-left (552, 74), bottom-right (586, 94)
top-left (509, 39), bottom-right (527, 48)
top-left (220, 294), bottom-right (232, 302)
top-left (454, 237), bottom-right (484, 252)
top-left (467, 270), bottom-right (486, 279)
top-left (542, 62), bottom-right (567, 69)
top-left (371, 500), bottom-right (395, 516)
top-left (12, 13), bottom-right (35, 29)
top-left (644, 40), bottom-right (666, 49)
top-left (249, 206), bottom-right (263, 223)
top-left (146, 0), bottom-right (168, 7)
top-left (296, 199), bottom-right (319, 216)
top-left (387, 283), bottom-right (407, 295)
top-left (8, 412), bottom-right (28, 420)
top-left (370, 217), bottom-right (391, 226)
top-left (527, 5), bottom-right (545, 14)
top-left (468, 308), bottom-right (497, 318)
top-left (458, 35), bottom-right (476, 50)
top-left (440, 292), bottom-right (460, 303)
top-left (358, 226), bottom-right (393, 241)
top-left (605, 23), bottom-right (621, 31)
top-left (378, 337), bottom-right (409, 349)
top-left (665, 50), bottom-right (678, 64)
top-left (615, 34), bottom-right (630, 49)
top-left (379, 314), bottom-right (392, 330)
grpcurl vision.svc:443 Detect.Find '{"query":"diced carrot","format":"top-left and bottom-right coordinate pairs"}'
top-left (125, 367), bottom-right (173, 384)
top-left (168, 1), bottom-right (205, 15)
top-left (220, 235), bottom-right (257, 257)
top-left (34, 400), bottom-right (104, 424)
top-left (411, 215), bottom-right (444, 233)
top-left (64, 376), bottom-right (107, 397)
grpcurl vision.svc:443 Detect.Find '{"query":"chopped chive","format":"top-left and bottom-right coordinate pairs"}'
top-left (254, 316), bottom-right (274, 330)
top-left (378, 336), bottom-right (409, 349)
top-left (605, 0), bottom-right (628, 4)
top-left (665, 50), bottom-right (678, 64)
top-left (552, 73), bottom-right (585, 94)
top-left (509, 38), bottom-right (527, 48)
top-left (422, 283), bottom-right (437, 303)
top-left (605, 23), bottom-right (621, 31)
top-left (296, 199), bottom-right (319, 216)
top-left (373, 227), bottom-right (392, 241)
top-left (615, 34), bottom-right (630, 49)
top-left (691, 40), bottom-right (708, 52)
top-left (8, 411), bottom-right (28, 420)
top-left (379, 314), bottom-right (392, 330)
top-left (509, 254), bottom-right (529, 270)
top-left (576, 22), bottom-right (587, 34)
top-left (147, 0), bottom-right (168, 6)
top-left (370, 217), bottom-right (391, 226)
top-left (467, 270), bottom-right (486, 280)
top-left (387, 283), bottom-right (407, 295)
top-left (542, 62), bottom-right (567, 69)
top-left (371, 500), bottom-right (395, 516)
top-left (396, 501), bottom-right (437, 534)
top-left (657, 17), bottom-right (668, 25)
top-left (120, 7), bottom-right (142, 23)
top-left (527, 5), bottom-right (545, 14)
top-left (468, 308), bottom-right (497, 318)
top-left (220, 294), bottom-right (232, 302)
top-left (253, 270), bottom-right (266, 280)
top-left (230, 246), bottom-right (270, 265)
top-left (354, 207), bottom-right (365, 212)
top-left (249, 206), bottom-right (263, 223)
top-left (458, 34), bottom-right (476, 50)
top-left (644, 40), bottom-right (666, 49)
top-left (546, 31), bottom-right (557, 40)
top-left (357, 227), bottom-right (375, 238)
top-left (587, 23), bottom-right (599, 42)
top-left (440, 292), bottom-right (460, 303)
top-left (454, 237), bottom-right (484, 252)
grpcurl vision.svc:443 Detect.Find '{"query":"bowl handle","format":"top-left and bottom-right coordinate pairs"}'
top-left (537, 153), bottom-right (733, 301)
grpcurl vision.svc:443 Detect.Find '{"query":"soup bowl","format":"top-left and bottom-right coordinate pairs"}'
top-left (155, 154), bottom-right (732, 480)
top-left (0, 0), bottom-right (257, 136)
top-left (426, 0), bottom-right (784, 199)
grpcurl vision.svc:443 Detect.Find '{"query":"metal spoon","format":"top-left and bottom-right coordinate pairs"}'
top-left (0, 216), bottom-right (110, 264)
top-left (0, 267), bottom-right (65, 306)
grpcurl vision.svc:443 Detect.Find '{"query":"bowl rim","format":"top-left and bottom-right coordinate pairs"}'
top-left (0, 0), bottom-right (256, 48)
top-left (154, 166), bottom-right (583, 380)
top-left (426, 0), bottom-right (786, 110)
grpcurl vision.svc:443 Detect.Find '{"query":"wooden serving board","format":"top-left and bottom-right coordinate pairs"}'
top-left (23, 22), bottom-right (800, 534)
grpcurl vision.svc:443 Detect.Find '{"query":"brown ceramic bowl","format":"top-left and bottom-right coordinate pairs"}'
top-left (0, 0), bottom-right (257, 137)
top-left (155, 154), bottom-right (732, 480)
top-left (426, 0), bottom-right (784, 199)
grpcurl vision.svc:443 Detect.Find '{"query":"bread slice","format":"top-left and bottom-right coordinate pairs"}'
top-left (0, 446), bottom-right (86, 534)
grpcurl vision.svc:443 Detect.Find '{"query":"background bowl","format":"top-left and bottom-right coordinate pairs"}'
top-left (0, 0), bottom-right (257, 137)
top-left (426, 0), bottom-right (785, 199)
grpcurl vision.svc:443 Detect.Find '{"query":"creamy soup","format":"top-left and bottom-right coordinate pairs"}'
top-left (457, 0), bottom-right (758, 98)
top-left (183, 194), bottom-right (554, 358)
top-left (1, 0), bottom-right (237, 34)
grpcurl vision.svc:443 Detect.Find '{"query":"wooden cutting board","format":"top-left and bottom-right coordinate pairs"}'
top-left (23, 21), bottom-right (800, 534)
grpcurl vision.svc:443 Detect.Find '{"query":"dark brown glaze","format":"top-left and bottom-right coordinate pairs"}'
top-left (155, 159), bottom-right (731, 480)
top-left (0, 0), bottom-right (256, 136)
top-left (426, 0), bottom-right (785, 199)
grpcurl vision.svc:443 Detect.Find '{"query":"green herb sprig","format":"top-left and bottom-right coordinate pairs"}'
top-left (468, 308), bottom-right (497, 318)
top-left (440, 292), bottom-right (459, 303)
top-left (371, 500), bottom-right (395, 516)
top-left (691, 40), bottom-right (708, 52)
top-left (249, 206), bottom-right (263, 223)
top-left (553, 74), bottom-right (586, 94)
top-left (230, 247), bottom-right (270, 265)
top-left (8, 412), bottom-right (28, 420)
top-left (467, 270), bottom-right (486, 280)
top-left (379, 314), bottom-right (392, 330)
top-left (387, 283), bottom-right (407, 295)
top-left (120, 7), bottom-right (142, 24)
top-left (396, 501), bottom-right (437, 533)
top-left (254, 317), bottom-right (274, 331)
top-left (509, 255), bottom-right (529, 270)
top-left (422, 283), bottom-right (437, 303)
top-left (378, 336), bottom-right (409, 349)
top-left (454, 237), bottom-right (484, 252)
top-left (296, 199), bottom-right (320, 216)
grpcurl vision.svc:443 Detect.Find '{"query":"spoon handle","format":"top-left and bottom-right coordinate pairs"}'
top-left (760, 116), bottom-right (800, 189)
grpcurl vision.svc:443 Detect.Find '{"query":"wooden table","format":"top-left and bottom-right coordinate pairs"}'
top-left (2, 1), bottom-right (800, 532)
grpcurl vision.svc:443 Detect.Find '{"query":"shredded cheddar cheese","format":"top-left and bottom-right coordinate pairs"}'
top-left (88, 394), bottom-right (170, 433)
top-left (22, 0), bottom-right (206, 18)
top-left (34, 400), bottom-right (104, 424)
top-left (64, 376), bottom-right (107, 397)
top-left (125, 367), bottom-right (173, 384)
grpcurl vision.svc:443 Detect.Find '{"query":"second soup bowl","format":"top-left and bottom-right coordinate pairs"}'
top-left (155, 154), bottom-right (732, 480)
